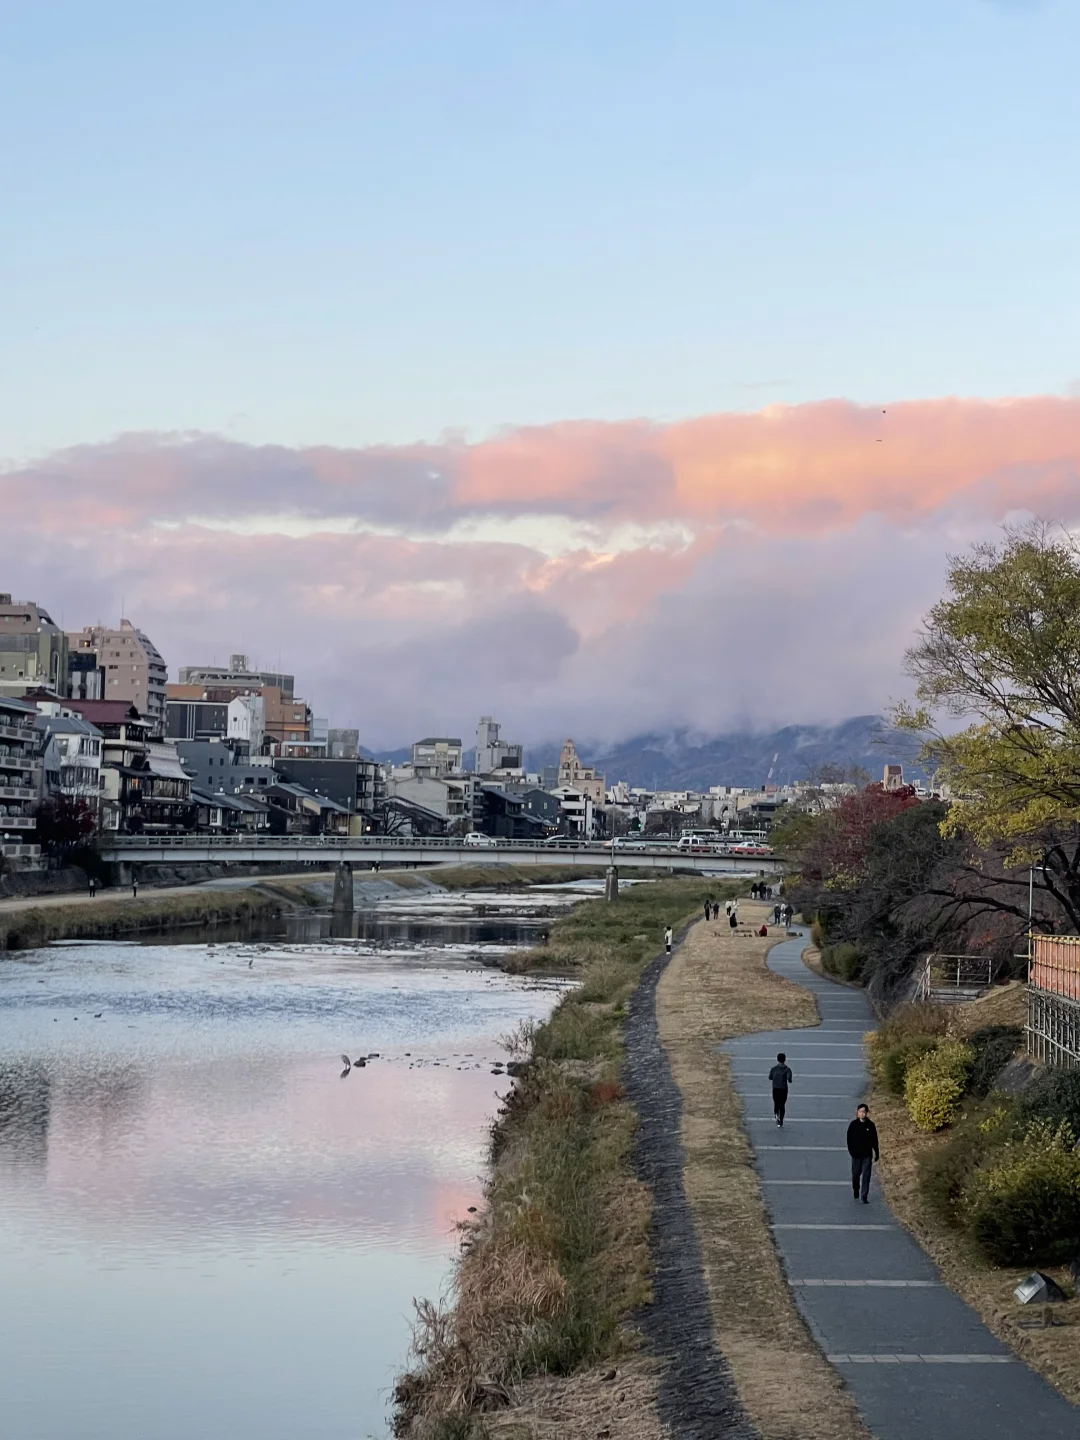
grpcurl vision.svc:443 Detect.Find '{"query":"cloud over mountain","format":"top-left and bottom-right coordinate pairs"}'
top-left (6, 395), bottom-right (1080, 746)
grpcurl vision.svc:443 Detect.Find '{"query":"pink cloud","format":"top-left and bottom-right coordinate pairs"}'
top-left (5, 395), bottom-right (1080, 745)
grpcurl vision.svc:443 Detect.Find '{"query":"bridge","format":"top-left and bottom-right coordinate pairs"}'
top-left (98, 833), bottom-right (782, 875)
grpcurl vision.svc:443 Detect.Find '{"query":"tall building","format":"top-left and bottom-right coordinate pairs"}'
top-left (0, 595), bottom-right (68, 700)
top-left (557, 738), bottom-right (605, 804)
top-left (475, 717), bottom-right (523, 775)
top-left (66, 620), bottom-right (168, 733)
top-left (0, 695), bottom-right (42, 860)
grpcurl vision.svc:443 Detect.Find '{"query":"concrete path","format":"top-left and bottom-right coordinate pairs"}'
top-left (723, 929), bottom-right (1080, 1440)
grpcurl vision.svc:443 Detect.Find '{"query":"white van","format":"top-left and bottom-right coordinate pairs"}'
top-left (463, 831), bottom-right (498, 848)
top-left (677, 832), bottom-right (718, 853)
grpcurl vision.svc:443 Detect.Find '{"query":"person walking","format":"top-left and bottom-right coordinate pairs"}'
top-left (664, 925), bottom-right (673, 954)
top-left (725, 899), bottom-right (733, 917)
top-left (847, 1103), bottom-right (880, 1202)
top-left (769, 1052), bottom-right (793, 1126)
top-left (132, 875), bottom-right (138, 899)
top-left (703, 898), bottom-right (711, 921)
top-left (88, 875), bottom-right (97, 899)
top-left (728, 909), bottom-right (738, 931)
top-left (772, 901), bottom-right (782, 925)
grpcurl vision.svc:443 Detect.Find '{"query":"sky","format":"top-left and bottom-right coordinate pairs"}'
top-left (3, 1), bottom-right (1080, 747)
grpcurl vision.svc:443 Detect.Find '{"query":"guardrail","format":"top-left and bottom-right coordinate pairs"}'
top-left (99, 832), bottom-right (776, 857)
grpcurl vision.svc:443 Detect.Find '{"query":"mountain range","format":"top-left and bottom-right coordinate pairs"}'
top-left (372, 715), bottom-right (925, 791)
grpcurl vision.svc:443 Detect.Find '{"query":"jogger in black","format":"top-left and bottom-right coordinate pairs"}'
top-left (846, 1103), bottom-right (880, 1202)
top-left (768, 1051), bottom-right (793, 1127)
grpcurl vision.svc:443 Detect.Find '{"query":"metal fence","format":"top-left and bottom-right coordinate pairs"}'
top-left (1027, 935), bottom-right (1080, 1069)
top-left (913, 953), bottom-right (997, 1003)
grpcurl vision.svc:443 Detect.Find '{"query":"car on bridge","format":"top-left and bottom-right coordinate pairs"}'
top-left (463, 831), bottom-right (498, 847)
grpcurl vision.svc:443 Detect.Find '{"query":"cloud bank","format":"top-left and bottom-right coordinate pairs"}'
top-left (6, 396), bottom-right (1080, 747)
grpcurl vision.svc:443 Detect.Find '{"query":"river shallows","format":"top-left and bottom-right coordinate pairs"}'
top-left (0, 894), bottom-right (574, 1440)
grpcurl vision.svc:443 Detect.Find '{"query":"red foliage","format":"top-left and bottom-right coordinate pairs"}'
top-left (802, 784), bottom-right (920, 891)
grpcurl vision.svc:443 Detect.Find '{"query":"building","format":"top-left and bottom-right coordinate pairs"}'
top-left (883, 764), bottom-right (905, 792)
top-left (475, 717), bottom-right (523, 775)
top-left (328, 728), bottom-right (360, 759)
top-left (165, 695), bottom-right (230, 742)
top-left (63, 700), bottom-right (191, 832)
top-left (167, 681), bottom-right (309, 748)
top-left (66, 621), bottom-right (168, 733)
top-left (190, 787), bottom-right (270, 835)
top-left (411, 737), bottom-right (463, 777)
top-left (175, 738), bottom-right (276, 794)
top-left (35, 710), bottom-right (104, 813)
top-left (0, 695), bottom-right (42, 862)
top-left (474, 784), bottom-right (548, 840)
top-left (273, 755), bottom-right (387, 821)
top-left (549, 785), bottom-right (595, 837)
top-left (0, 595), bottom-right (68, 701)
top-left (557, 739), bottom-right (605, 805)
top-left (228, 694), bottom-right (266, 754)
top-left (178, 655), bottom-right (294, 696)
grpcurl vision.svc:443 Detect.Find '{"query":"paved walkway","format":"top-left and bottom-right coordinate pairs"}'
top-left (723, 929), bottom-right (1079, 1440)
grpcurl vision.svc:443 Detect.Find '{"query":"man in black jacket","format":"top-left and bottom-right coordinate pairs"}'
top-left (847, 1103), bottom-right (880, 1202)
top-left (768, 1052), bottom-right (793, 1127)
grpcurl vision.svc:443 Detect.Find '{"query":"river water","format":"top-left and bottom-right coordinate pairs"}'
top-left (0, 886), bottom-right (580, 1440)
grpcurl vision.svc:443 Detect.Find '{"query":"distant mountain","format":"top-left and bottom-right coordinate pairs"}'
top-left (364, 715), bottom-right (924, 792)
top-left (524, 716), bottom-right (924, 791)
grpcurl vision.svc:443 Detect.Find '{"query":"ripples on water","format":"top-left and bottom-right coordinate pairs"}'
top-left (0, 889), bottom-right (576, 1440)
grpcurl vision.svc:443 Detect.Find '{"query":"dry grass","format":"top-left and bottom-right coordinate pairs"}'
top-left (656, 903), bottom-right (872, 1440)
top-left (393, 877), bottom-right (742, 1440)
top-left (870, 1009), bottom-right (1080, 1406)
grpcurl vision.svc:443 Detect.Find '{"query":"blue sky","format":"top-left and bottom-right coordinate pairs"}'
top-left (1, 0), bottom-right (1076, 461)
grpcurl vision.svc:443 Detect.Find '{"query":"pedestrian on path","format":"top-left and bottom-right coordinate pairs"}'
top-left (88, 875), bottom-right (97, 898)
top-left (725, 899), bottom-right (732, 917)
top-left (769, 1052), bottom-right (793, 1126)
top-left (664, 925), bottom-right (673, 954)
top-left (728, 910), bottom-right (738, 931)
top-left (772, 902), bottom-right (782, 925)
top-left (847, 1103), bottom-right (880, 1203)
top-left (132, 875), bottom-right (138, 899)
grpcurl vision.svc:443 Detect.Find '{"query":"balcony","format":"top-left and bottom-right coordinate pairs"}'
top-left (0, 842), bottom-right (40, 860)
top-left (0, 754), bottom-right (40, 773)
top-left (0, 815), bottom-right (35, 830)
top-left (0, 722), bottom-right (37, 743)
top-left (0, 784), bottom-right (34, 800)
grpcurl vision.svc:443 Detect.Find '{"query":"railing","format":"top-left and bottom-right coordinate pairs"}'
top-left (914, 953), bottom-right (997, 1003)
top-left (0, 785), bottom-right (34, 800)
top-left (0, 754), bottom-right (39, 771)
top-left (0, 842), bottom-right (40, 858)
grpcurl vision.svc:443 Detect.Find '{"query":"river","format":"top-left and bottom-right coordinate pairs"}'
top-left (0, 885), bottom-right (582, 1440)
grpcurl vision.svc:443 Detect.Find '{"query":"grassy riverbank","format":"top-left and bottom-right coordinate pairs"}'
top-left (388, 863), bottom-right (635, 892)
top-left (0, 885), bottom-right (293, 951)
top-left (392, 876), bottom-right (742, 1440)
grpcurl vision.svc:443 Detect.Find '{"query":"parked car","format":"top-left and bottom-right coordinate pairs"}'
top-left (463, 831), bottom-right (498, 847)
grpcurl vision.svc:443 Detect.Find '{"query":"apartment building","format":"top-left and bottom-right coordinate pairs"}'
top-left (0, 595), bottom-right (68, 700)
top-left (167, 682), bottom-right (309, 748)
top-left (411, 736), bottom-right (463, 776)
top-left (178, 655), bottom-right (294, 696)
top-left (67, 621), bottom-right (168, 732)
top-left (0, 695), bottom-right (41, 861)
top-left (475, 716), bottom-right (523, 775)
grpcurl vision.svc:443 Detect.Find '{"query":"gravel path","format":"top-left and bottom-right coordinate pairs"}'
top-left (624, 928), bottom-right (760, 1440)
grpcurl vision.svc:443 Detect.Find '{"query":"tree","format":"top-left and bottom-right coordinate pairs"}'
top-left (902, 521), bottom-right (1080, 931)
top-left (35, 796), bottom-right (98, 859)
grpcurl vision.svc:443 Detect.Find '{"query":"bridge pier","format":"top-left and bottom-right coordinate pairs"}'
top-left (605, 865), bottom-right (619, 902)
top-left (114, 862), bottom-right (132, 889)
top-left (332, 861), bottom-right (354, 917)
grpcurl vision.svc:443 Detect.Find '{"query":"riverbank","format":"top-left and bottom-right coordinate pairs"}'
top-left (0, 873), bottom-right (330, 951)
top-left (392, 877), bottom-right (742, 1439)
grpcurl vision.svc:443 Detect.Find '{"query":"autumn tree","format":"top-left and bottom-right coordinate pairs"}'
top-left (902, 521), bottom-right (1080, 930)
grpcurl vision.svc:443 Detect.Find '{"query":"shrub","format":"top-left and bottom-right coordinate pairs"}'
top-left (876, 1002), bottom-right (953, 1047)
top-left (907, 1075), bottom-right (964, 1132)
top-left (967, 1121), bottom-right (1080, 1266)
top-left (917, 1101), bottom-right (1020, 1223)
top-left (910, 1038), bottom-right (975, 1089)
top-left (820, 942), bottom-right (864, 981)
top-left (1021, 1071), bottom-right (1080, 1134)
top-left (967, 1026), bottom-right (1024, 1098)
top-left (874, 1037), bottom-right (938, 1097)
top-left (811, 916), bottom-right (826, 950)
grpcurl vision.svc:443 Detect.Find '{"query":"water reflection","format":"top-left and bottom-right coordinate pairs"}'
top-left (0, 899), bottom-right (572, 1440)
